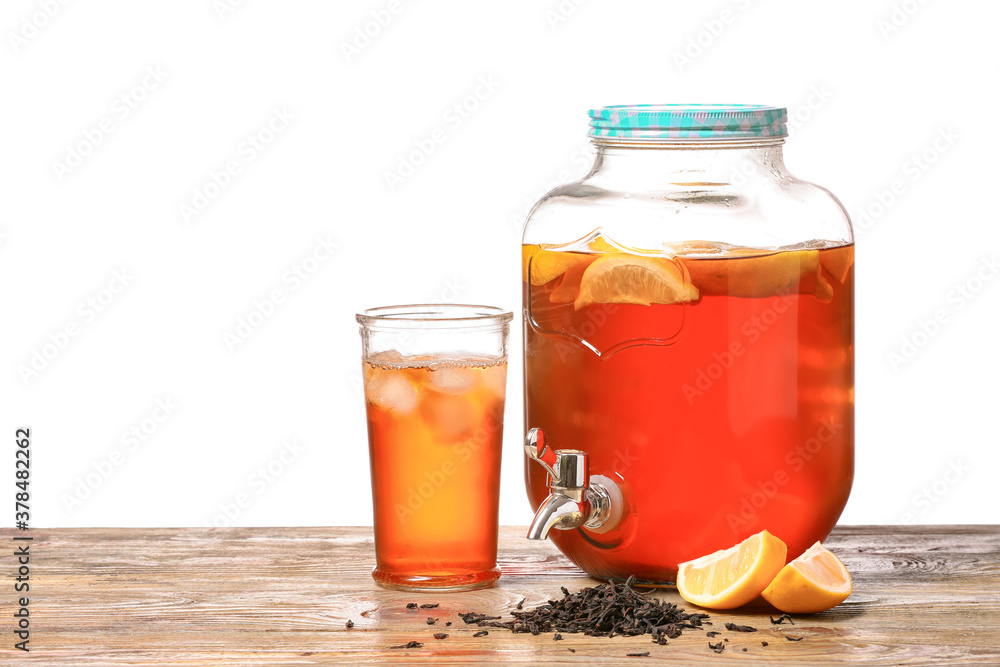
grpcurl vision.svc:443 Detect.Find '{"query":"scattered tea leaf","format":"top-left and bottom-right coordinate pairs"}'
top-left (771, 613), bottom-right (794, 625)
top-left (709, 641), bottom-right (725, 653)
top-left (786, 636), bottom-right (804, 642)
top-left (725, 623), bottom-right (757, 633)
top-left (473, 630), bottom-right (489, 637)
top-left (626, 651), bottom-right (650, 657)
top-left (426, 617), bottom-right (438, 625)
top-left (345, 619), bottom-right (354, 629)
top-left (420, 603), bottom-right (440, 609)
top-left (433, 633), bottom-right (448, 640)
top-left (390, 641), bottom-right (423, 649)
top-left (459, 612), bottom-right (501, 624)
top-left (554, 633), bottom-right (563, 641)
top-left (706, 631), bottom-right (721, 638)
top-left (445, 621), bottom-right (452, 627)
top-left (516, 597), bottom-right (526, 610)
top-left (762, 641), bottom-right (769, 647)
top-left (405, 603), bottom-right (418, 609)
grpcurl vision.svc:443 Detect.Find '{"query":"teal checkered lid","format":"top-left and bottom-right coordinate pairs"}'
top-left (588, 104), bottom-right (787, 141)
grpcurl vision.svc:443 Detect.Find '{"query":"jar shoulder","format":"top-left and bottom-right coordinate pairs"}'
top-left (522, 176), bottom-right (853, 249)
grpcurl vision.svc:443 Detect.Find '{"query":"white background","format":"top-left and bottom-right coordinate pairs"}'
top-left (2, 0), bottom-right (997, 528)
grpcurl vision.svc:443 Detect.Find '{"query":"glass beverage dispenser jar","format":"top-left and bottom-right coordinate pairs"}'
top-left (521, 105), bottom-right (854, 585)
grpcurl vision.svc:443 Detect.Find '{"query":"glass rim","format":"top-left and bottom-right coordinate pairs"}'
top-left (356, 304), bottom-right (513, 329)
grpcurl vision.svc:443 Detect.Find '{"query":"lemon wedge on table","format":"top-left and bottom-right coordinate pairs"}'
top-left (573, 254), bottom-right (698, 310)
top-left (761, 541), bottom-right (853, 613)
top-left (676, 530), bottom-right (788, 610)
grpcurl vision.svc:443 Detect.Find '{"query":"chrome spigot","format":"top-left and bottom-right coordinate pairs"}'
top-left (525, 428), bottom-right (615, 540)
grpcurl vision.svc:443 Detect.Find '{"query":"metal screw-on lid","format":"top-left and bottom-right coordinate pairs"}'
top-left (588, 104), bottom-right (788, 141)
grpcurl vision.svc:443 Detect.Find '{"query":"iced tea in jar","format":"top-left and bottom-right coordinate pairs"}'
top-left (522, 105), bottom-right (853, 584)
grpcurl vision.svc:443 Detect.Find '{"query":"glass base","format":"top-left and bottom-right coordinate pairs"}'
top-left (372, 566), bottom-right (501, 592)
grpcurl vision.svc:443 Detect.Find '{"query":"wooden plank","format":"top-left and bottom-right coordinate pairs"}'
top-left (0, 526), bottom-right (998, 665)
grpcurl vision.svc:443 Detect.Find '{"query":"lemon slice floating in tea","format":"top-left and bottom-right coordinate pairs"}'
top-left (522, 245), bottom-right (592, 286)
top-left (676, 529), bottom-right (787, 610)
top-left (761, 541), bottom-right (852, 613)
top-left (680, 248), bottom-right (832, 300)
top-left (573, 254), bottom-right (698, 310)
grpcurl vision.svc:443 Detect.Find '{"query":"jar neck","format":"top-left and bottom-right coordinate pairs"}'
top-left (588, 138), bottom-right (788, 189)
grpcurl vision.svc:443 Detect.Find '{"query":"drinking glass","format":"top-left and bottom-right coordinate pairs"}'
top-left (357, 304), bottom-right (512, 591)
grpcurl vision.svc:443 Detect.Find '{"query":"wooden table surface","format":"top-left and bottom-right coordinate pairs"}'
top-left (1, 525), bottom-right (998, 665)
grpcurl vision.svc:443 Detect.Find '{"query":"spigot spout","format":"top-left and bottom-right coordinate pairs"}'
top-left (526, 493), bottom-right (589, 540)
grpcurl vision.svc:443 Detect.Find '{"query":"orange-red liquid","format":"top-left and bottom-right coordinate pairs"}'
top-left (364, 353), bottom-right (506, 590)
top-left (524, 244), bottom-right (854, 584)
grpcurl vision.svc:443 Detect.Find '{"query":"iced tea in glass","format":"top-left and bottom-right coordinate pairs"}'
top-left (357, 305), bottom-right (512, 591)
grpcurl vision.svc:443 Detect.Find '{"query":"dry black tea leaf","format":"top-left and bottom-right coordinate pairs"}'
top-left (390, 641), bottom-right (423, 649)
top-left (345, 619), bottom-right (354, 628)
top-left (706, 631), bottom-right (721, 638)
top-left (459, 612), bottom-right (501, 624)
top-left (425, 617), bottom-right (438, 625)
top-left (761, 641), bottom-right (769, 646)
top-left (516, 597), bottom-right (526, 610)
top-left (554, 633), bottom-right (563, 641)
top-left (433, 633), bottom-right (448, 640)
top-left (626, 651), bottom-right (650, 657)
top-left (786, 636), bottom-right (804, 642)
top-left (725, 623), bottom-right (757, 632)
top-left (459, 576), bottom-right (709, 640)
top-left (405, 603), bottom-right (418, 609)
top-left (770, 613), bottom-right (794, 625)
top-left (420, 603), bottom-right (439, 609)
top-left (473, 630), bottom-right (489, 637)
top-left (656, 624), bottom-right (683, 640)
top-left (709, 641), bottom-right (725, 653)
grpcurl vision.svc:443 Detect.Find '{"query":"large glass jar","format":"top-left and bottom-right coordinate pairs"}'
top-left (521, 105), bottom-right (854, 585)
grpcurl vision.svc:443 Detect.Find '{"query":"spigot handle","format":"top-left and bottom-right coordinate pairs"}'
top-left (525, 428), bottom-right (558, 481)
top-left (525, 428), bottom-right (588, 491)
